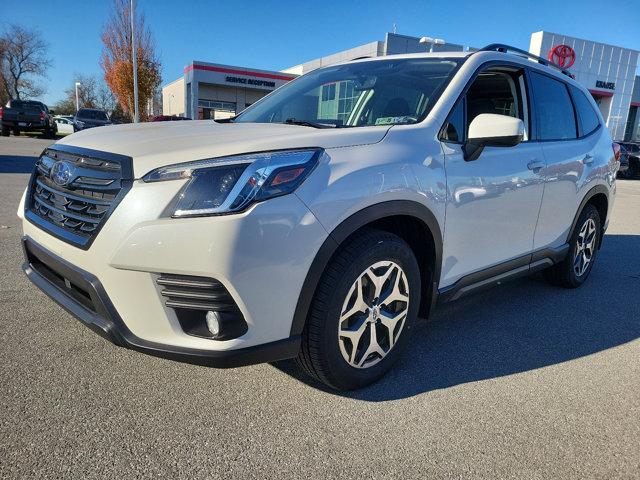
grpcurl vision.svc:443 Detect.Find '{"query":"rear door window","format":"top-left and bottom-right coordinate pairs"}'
top-left (529, 71), bottom-right (577, 141)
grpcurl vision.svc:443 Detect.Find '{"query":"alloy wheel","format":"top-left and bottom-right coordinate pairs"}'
top-left (338, 261), bottom-right (409, 369)
top-left (573, 218), bottom-right (597, 277)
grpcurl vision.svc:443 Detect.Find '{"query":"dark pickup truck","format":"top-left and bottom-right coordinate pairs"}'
top-left (0, 100), bottom-right (58, 137)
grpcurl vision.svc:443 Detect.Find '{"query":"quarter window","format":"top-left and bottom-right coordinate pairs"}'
top-left (442, 100), bottom-right (464, 143)
top-left (529, 71), bottom-right (577, 140)
top-left (568, 85), bottom-right (600, 137)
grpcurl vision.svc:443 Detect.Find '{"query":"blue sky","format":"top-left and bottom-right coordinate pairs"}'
top-left (2, 0), bottom-right (639, 106)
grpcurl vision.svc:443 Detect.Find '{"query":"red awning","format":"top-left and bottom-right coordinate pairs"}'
top-left (589, 89), bottom-right (614, 98)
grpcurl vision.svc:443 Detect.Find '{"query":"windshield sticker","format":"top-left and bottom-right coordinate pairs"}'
top-left (375, 116), bottom-right (416, 125)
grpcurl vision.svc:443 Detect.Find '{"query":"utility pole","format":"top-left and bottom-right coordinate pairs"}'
top-left (131, 0), bottom-right (140, 123)
top-left (75, 82), bottom-right (81, 112)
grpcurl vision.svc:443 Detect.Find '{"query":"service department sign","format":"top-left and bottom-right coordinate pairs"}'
top-left (225, 75), bottom-right (276, 89)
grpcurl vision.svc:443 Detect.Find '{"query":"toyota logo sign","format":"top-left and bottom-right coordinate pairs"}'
top-left (548, 44), bottom-right (576, 68)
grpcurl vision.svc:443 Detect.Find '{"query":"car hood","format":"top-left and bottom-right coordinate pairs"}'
top-left (56, 120), bottom-right (390, 178)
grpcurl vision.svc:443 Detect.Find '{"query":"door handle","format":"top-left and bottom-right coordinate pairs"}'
top-left (527, 160), bottom-right (544, 172)
top-left (582, 154), bottom-right (594, 165)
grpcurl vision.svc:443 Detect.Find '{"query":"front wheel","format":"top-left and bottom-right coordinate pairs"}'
top-left (297, 229), bottom-right (421, 390)
top-left (544, 204), bottom-right (601, 288)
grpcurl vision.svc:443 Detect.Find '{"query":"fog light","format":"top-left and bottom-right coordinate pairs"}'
top-left (205, 310), bottom-right (221, 336)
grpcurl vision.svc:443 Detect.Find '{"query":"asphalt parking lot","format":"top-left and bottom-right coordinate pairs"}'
top-left (1, 135), bottom-right (639, 479)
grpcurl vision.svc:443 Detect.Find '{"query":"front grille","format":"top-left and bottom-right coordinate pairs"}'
top-left (26, 146), bottom-right (132, 249)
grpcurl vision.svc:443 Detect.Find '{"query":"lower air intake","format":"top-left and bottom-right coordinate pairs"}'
top-left (157, 274), bottom-right (247, 340)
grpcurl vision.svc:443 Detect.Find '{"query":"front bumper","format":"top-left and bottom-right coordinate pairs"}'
top-left (22, 237), bottom-right (301, 367)
top-left (20, 151), bottom-right (329, 364)
top-left (2, 120), bottom-right (47, 130)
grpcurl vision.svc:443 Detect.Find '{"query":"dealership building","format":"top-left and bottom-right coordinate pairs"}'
top-left (162, 63), bottom-right (295, 120)
top-left (162, 31), bottom-right (640, 141)
top-left (530, 31), bottom-right (640, 142)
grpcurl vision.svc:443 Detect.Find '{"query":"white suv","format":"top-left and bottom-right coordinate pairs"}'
top-left (19, 45), bottom-right (618, 390)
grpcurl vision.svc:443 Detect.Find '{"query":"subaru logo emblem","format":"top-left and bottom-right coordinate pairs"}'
top-left (50, 161), bottom-right (74, 186)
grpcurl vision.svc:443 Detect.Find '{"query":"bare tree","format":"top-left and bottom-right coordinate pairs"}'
top-left (96, 83), bottom-right (117, 112)
top-left (53, 74), bottom-right (117, 115)
top-left (0, 24), bottom-right (51, 100)
top-left (0, 38), bottom-right (9, 105)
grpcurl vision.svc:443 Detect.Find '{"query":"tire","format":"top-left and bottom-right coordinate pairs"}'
top-left (1, 126), bottom-right (9, 137)
top-left (296, 229), bottom-right (421, 390)
top-left (544, 204), bottom-right (601, 288)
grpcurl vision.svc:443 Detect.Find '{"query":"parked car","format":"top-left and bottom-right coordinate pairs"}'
top-left (151, 115), bottom-right (191, 122)
top-left (18, 44), bottom-right (618, 390)
top-left (73, 108), bottom-right (111, 129)
top-left (1, 100), bottom-right (57, 137)
top-left (53, 116), bottom-right (77, 135)
top-left (616, 145), bottom-right (631, 178)
top-left (617, 142), bottom-right (639, 178)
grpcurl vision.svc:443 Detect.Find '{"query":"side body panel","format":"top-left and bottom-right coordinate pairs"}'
top-left (534, 128), bottom-right (615, 249)
top-left (296, 124), bottom-right (448, 245)
top-left (440, 142), bottom-right (545, 287)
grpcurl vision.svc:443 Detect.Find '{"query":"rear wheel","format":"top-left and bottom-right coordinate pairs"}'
top-left (1, 126), bottom-right (9, 137)
top-left (297, 229), bottom-right (421, 390)
top-left (544, 204), bottom-right (601, 288)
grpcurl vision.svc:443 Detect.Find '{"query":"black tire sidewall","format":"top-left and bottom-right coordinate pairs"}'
top-left (316, 234), bottom-right (421, 390)
top-left (566, 205), bottom-right (601, 286)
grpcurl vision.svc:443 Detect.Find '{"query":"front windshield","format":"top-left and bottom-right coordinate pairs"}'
top-left (235, 58), bottom-right (462, 128)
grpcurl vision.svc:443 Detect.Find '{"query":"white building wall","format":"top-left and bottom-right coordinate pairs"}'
top-left (161, 77), bottom-right (185, 116)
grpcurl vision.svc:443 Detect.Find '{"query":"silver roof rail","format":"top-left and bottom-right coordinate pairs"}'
top-left (479, 43), bottom-right (573, 77)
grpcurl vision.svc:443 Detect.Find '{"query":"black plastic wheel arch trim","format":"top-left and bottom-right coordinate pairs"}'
top-left (289, 200), bottom-right (443, 337)
top-left (568, 184), bottom-right (609, 248)
top-left (21, 237), bottom-right (300, 368)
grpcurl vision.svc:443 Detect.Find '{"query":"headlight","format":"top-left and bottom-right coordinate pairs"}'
top-left (143, 149), bottom-right (322, 217)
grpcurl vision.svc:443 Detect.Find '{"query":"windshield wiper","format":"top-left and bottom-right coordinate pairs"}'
top-left (284, 118), bottom-right (337, 129)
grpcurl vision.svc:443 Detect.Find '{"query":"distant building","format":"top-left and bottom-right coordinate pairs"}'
top-left (162, 31), bottom-right (640, 141)
top-left (282, 32), bottom-right (464, 75)
top-left (530, 31), bottom-right (639, 141)
top-left (162, 63), bottom-right (295, 119)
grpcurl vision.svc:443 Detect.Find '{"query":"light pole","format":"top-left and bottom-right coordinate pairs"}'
top-left (75, 82), bottom-right (81, 112)
top-left (419, 36), bottom-right (446, 53)
top-left (131, 0), bottom-right (140, 123)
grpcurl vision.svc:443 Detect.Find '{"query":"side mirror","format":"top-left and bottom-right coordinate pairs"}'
top-left (49, 109), bottom-right (55, 115)
top-left (463, 113), bottom-right (524, 161)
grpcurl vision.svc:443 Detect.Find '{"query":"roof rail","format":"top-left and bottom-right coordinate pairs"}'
top-left (479, 43), bottom-right (573, 77)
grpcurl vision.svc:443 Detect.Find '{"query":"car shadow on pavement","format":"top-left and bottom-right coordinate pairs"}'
top-left (273, 234), bottom-right (640, 401)
top-left (0, 155), bottom-right (38, 174)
